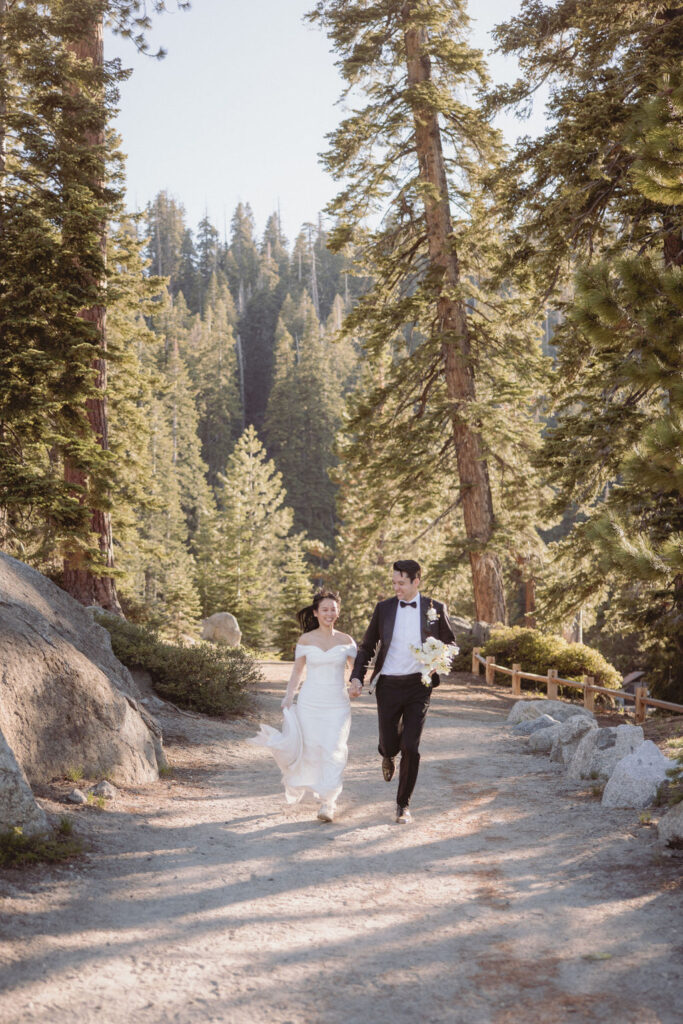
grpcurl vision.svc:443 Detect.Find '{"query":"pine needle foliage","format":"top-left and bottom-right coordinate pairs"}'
top-left (308, 0), bottom-right (549, 620)
top-left (0, 2), bottom-right (127, 566)
top-left (489, 4), bottom-right (683, 697)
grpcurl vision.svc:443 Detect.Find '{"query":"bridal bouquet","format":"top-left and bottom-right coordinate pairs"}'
top-left (410, 636), bottom-right (459, 687)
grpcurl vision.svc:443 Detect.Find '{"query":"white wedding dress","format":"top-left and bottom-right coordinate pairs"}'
top-left (249, 640), bottom-right (356, 805)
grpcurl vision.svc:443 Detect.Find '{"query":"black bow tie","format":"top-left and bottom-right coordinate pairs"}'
top-left (399, 600), bottom-right (417, 608)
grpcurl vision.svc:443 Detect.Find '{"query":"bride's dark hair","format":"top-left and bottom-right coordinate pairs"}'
top-left (297, 590), bottom-right (341, 634)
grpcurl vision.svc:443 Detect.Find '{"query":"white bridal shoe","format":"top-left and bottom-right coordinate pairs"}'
top-left (317, 802), bottom-right (335, 822)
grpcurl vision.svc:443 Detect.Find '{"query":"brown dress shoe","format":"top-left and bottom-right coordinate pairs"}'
top-left (396, 805), bottom-right (412, 824)
top-left (382, 756), bottom-right (395, 782)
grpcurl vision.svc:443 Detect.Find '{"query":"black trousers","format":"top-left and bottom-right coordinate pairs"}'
top-left (375, 673), bottom-right (431, 809)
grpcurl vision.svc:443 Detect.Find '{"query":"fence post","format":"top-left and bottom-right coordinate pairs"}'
top-left (512, 663), bottom-right (521, 697)
top-left (472, 647), bottom-right (481, 675)
top-left (635, 685), bottom-right (647, 724)
top-left (485, 656), bottom-right (495, 685)
top-left (547, 668), bottom-right (558, 700)
top-left (583, 675), bottom-right (595, 712)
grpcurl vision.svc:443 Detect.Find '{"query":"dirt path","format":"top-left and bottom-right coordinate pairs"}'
top-left (1, 668), bottom-right (681, 1024)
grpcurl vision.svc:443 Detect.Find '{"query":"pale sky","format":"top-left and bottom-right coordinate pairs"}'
top-left (107, 0), bottom-right (542, 243)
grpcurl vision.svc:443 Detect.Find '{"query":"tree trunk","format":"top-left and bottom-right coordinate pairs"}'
top-left (402, 8), bottom-right (506, 624)
top-left (62, 16), bottom-right (121, 613)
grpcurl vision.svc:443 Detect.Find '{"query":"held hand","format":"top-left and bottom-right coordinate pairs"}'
top-left (281, 695), bottom-right (293, 710)
top-left (349, 678), bottom-right (363, 699)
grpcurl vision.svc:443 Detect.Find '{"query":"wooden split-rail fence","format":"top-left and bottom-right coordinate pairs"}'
top-left (471, 648), bottom-right (683, 725)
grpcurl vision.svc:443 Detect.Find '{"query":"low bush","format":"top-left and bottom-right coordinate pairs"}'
top-left (96, 615), bottom-right (262, 716)
top-left (0, 819), bottom-right (83, 868)
top-left (481, 626), bottom-right (621, 690)
top-left (450, 633), bottom-right (475, 674)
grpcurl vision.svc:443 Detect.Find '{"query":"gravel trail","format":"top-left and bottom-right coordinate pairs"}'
top-left (1, 667), bottom-right (681, 1024)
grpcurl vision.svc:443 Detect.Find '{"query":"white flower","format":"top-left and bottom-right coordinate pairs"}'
top-left (410, 638), bottom-right (459, 686)
top-left (426, 606), bottom-right (438, 623)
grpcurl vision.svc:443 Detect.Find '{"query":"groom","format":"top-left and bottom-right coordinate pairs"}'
top-left (349, 559), bottom-right (455, 823)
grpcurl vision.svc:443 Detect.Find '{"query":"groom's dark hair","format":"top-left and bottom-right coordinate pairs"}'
top-left (393, 559), bottom-right (421, 581)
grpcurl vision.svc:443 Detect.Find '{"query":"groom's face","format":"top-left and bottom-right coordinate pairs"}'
top-left (393, 570), bottom-right (420, 602)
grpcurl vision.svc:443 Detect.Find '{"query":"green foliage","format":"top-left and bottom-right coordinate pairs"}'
top-left (0, 821), bottom-right (83, 869)
top-left (309, 0), bottom-right (550, 621)
top-left (96, 614), bottom-right (262, 715)
top-left (211, 426), bottom-right (297, 647)
top-left (450, 633), bottom-right (475, 674)
top-left (263, 295), bottom-right (357, 545)
top-left (273, 534), bottom-right (313, 658)
top-left (0, 3), bottom-right (126, 567)
top-left (490, 4), bottom-right (683, 698)
top-left (482, 626), bottom-right (621, 691)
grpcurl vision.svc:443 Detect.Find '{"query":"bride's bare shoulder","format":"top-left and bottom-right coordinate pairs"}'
top-left (338, 631), bottom-right (355, 644)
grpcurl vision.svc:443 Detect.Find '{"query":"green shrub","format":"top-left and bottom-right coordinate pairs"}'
top-left (450, 633), bottom-right (475, 673)
top-left (96, 615), bottom-right (263, 716)
top-left (482, 626), bottom-right (621, 690)
top-left (0, 820), bottom-right (83, 868)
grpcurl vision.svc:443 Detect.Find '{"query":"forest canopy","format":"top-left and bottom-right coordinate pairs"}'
top-left (0, 0), bottom-right (680, 698)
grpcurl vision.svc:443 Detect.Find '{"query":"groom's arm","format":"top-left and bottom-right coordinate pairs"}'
top-left (351, 602), bottom-right (382, 686)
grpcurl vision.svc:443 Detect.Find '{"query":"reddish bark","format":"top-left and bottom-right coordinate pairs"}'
top-left (402, 9), bottom-right (506, 624)
top-left (61, 18), bottom-right (121, 613)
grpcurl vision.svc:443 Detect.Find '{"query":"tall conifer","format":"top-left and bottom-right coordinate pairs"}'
top-left (213, 426), bottom-right (296, 648)
top-left (309, 0), bottom-right (546, 622)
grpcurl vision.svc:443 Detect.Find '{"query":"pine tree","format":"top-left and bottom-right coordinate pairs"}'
top-left (308, 0), bottom-right (547, 623)
top-left (225, 202), bottom-right (260, 300)
top-left (489, 3), bottom-right (683, 692)
top-left (263, 292), bottom-right (357, 545)
top-left (176, 227), bottom-right (199, 312)
top-left (196, 213), bottom-right (223, 314)
top-left (185, 292), bottom-right (243, 487)
top-left (0, 1), bottom-right (127, 605)
top-left (144, 191), bottom-right (186, 283)
top-left (274, 533), bottom-right (313, 658)
top-left (213, 426), bottom-right (296, 648)
top-left (537, 69), bottom-right (683, 698)
top-left (104, 215), bottom-right (164, 595)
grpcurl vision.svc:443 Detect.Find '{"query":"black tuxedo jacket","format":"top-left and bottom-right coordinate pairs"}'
top-left (352, 594), bottom-right (456, 689)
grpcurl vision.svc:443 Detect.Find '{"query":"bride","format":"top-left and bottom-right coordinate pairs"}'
top-left (250, 591), bottom-right (360, 823)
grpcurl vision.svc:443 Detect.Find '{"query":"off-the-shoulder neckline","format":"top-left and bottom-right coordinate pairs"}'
top-left (295, 640), bottom-right (356, 654)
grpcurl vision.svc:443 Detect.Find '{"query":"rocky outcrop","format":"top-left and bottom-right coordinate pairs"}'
top-left (201, 611), bottom-right (242, 646)
top-left (0, 553), bottom-right (164, 802)
top-left (601, 742), bottom-right (674, 808)
top-left (567, 724), bottom-right (644, 782)
top-left (0, 731), bottom-right (49, 835)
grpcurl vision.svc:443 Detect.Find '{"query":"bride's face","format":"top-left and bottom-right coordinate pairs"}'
top-left (314, 598), bottom-right (340, 628)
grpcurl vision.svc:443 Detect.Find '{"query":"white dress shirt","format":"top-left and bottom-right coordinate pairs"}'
top-left (381, 596), bottom-right (423, 676)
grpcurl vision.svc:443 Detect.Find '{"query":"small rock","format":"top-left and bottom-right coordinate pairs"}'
top-left (657, 801), bottom-right (683, 848)
top-left (550, 715), bottom-right (598, 765)
top-left (512, 713), bottom-right (559, 736)
top-left (89, 781), bottom-right (117, 799)
top-left (527, 723), bottom-right (563, 753)
top-left (568, 724), bottom-right (644, 782)
top-left (602, 741), bottom-right (674, 809)
top-left (66, 788), bottom-right (88, 805)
